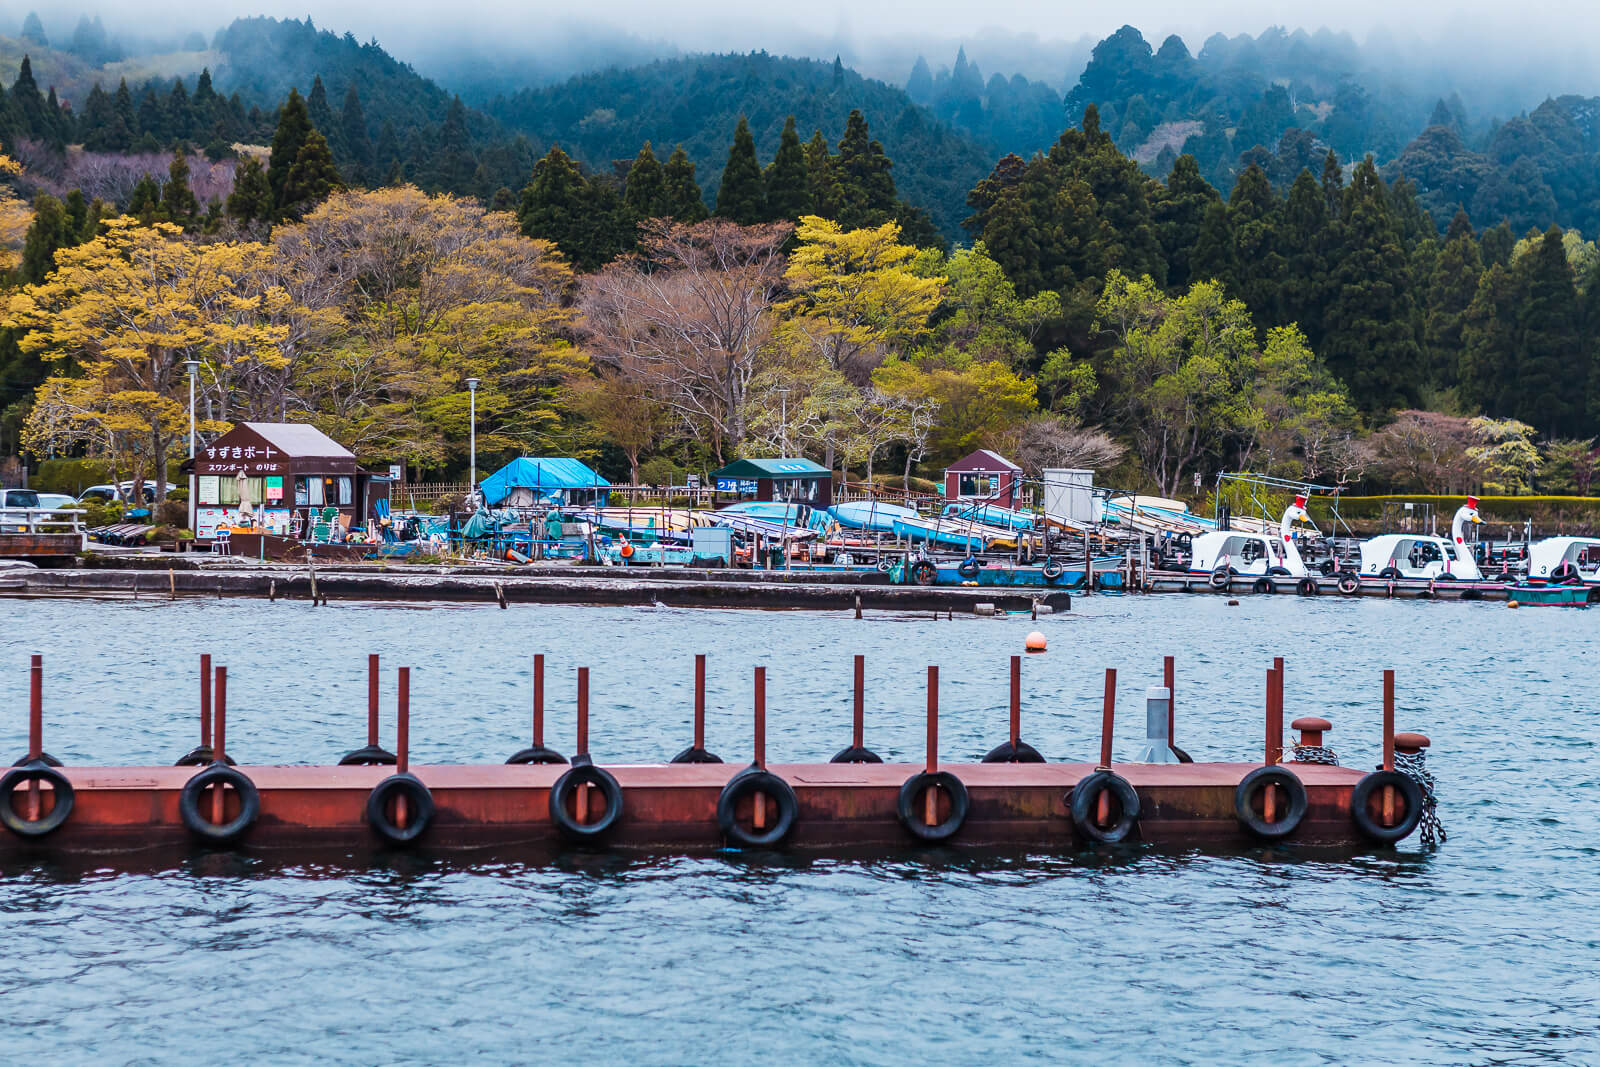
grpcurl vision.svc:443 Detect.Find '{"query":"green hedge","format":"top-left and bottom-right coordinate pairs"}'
top-left (1309, 494), bottom-right (1600, 526)
top-left (29, 459), bottom-right (184, 496)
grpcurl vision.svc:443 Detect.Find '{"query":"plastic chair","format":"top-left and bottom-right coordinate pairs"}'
top-left (212, 528), bottom-right (232, 555)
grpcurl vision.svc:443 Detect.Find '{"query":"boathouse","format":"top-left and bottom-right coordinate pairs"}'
top-left (479, 457), bottom-right (610, 507)
top-left (187, 422), bottom-right (389, 539)
top-left (710, 458), bottom-right (833, 507)
top-left (944, 450), bottom-right (1023, 509)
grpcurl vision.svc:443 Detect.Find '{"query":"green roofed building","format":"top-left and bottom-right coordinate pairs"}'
top-left (710, 458), bottom-right (833, 507)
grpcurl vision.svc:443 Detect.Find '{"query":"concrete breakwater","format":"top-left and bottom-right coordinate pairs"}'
top-left (0, 561), bottom-right (1070, 614)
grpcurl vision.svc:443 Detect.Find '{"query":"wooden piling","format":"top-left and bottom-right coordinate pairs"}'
top-left (212, 667), bottom-right (227, 825)
top-left (694, 654), bottom-right (707, 750)
top-left (852, 654), bottom-right (865, 749)
top-left (1009, 655), bottom-right (1021, 746)
top-left (200, 654), bottom-right (212, 749)
top-left (532, 654), bottom-right (545, 747)
top-left (1098, 668), bottom-right (1116, 770)
top-left (1382, 668), bottom-right (1396, 827)
top-left (926, 665), bottom-right (939, 825)
top-left (1163, 655), bottom-right (1175, 747)
top-left (28, 653), bottom-right (42, 762)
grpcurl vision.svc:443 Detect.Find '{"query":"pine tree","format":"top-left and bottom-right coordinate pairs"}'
top-left (1224, 163), bottom-right (1284, 324)
top-left (1423, 210), bottom-right (1483, 393)
top-left (161, 151), bottom-right (200, 229)
top-left (1046, 103), bottom-right (1166, 286)
top-left (623, 141), bottom-right (668, 219)
top-left (715, 115), bottom-right (766, 224)
top-left (20, 194), bottom-right (70, 284)
top-left (803, 129), bottom-right (843, 221)
top-left (661, 145), bottom-right (707, 222)
top-left (424, 98), bottom-right (475, 194)
top-left (10, 56), bottom-right (47, 141)
top-left (1322, 157), bottom-right (1424, 414)
top-left (127, 175), bottom-right (161, 223)
top-left (280, 129), bottom-right (342, 218)
top-left (834, 110), bottom-right (896, 229)
top-left (20, 12), bottom-right (47, 47)
top-left (226, 155), bottom-right (272, 228)
top-left (1460, 263), bottom-right (1519, 417)
top-left (63, 189), bottom-right (90, 241)
top-left (1320, 150), bottom-right (1344, 221)
top-left (166, 79), bottom-right (193, 143)
top-left (1277, 169), bottom-right (1332, 350)
top-left (1188, 198), bottom-right (1234, 285)
top-left (906, 57), bottom-right (934, 104)
top-left (1480, 221), bottom-right (1514, 268)
top-left (1152, 154), bottom-right (1218, 290)
top-left (135, 86), bottom-right (166, 149)
top-left (373, 120), bottom-right (401, 185)
top-left (306, 76), bottom-right (342, 159)
top-left (340, 85), bottom-right (372, 185)
top-left (518, 146), bottom-right (616, 269)
top-left (267, 88), bottom-right (313, 217)
top-left (763, 115), bottom-right (812, 221)
top-left (1513, 226), bottom-right (1583, 435)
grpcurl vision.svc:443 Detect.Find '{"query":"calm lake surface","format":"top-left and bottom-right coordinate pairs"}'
top-left (2, 593), bottom-right (1595, 1064)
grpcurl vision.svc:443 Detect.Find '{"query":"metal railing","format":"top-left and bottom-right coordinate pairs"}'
top-left (0, 507), bottom-right (88, 535)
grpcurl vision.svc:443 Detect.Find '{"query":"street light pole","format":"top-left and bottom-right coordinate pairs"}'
top-left (184, 360), bottom-right (200, 534)
top-left (776, 387), bottom-right (789, 455)
top-left (465, 378), bottom-right (481, 500)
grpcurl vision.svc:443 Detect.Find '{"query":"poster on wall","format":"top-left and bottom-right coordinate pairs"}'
top-left (196, 507), bottom-right (230, 538)
top-left (197, 475), bottom-right (220, 505)
top-left (265, 476), bottom-right (283, 502)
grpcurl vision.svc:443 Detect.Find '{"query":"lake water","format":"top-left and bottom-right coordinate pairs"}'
top-left (2, 594), bottom-right (1596, 1063)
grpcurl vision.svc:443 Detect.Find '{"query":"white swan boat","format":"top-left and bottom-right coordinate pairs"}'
top-left (1358, 499), bottom-right (1485, 581)
top-left (1526, 536), bottom-right (1600, 584)
top-left (1188, 495), bottom-right (1314, 579)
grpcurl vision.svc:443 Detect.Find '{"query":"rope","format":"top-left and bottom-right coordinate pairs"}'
top-left (1291, 744), bottom-right (1340, 765)
top-left (1394, 749), bottom-right (1446, 847)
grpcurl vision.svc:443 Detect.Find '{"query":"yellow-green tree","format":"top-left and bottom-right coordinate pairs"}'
top-left (7, 218), bottom-right (289, 494)
top-left (782, 215), bottom-right (944, 382)
top-left (873, 350), bottom-right (1037, 464)
top-left (273, 187), bottom-right (585, 471)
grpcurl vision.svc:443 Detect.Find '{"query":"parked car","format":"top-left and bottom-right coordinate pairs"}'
top-left (77, 482), bottom-right (166, 505)
top-left (1, 488), bottom-right (41, 532)
top-left (35, 493), bottom-right (80, 511)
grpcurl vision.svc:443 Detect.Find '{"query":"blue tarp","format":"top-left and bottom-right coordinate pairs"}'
top-left (479, 457), bottom-right (610, 506)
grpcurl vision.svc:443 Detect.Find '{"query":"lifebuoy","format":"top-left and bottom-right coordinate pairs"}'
top-left (1069, 770), bottom-right (1140, 843)
top-left (0, 761), bottom-right (74, 837)
top-left (1208, 567), bottom-right (1232, 590)
top-left (897, 770), bottom-right (969, 842)
top-left (549, 757), bottom-right (624, 841)
top-left (829, 745), bottom-right (883, 764)
top-left (1296, 577), bottom-right (1318, 596)
top-left (909, 560), bottom-right (937, 586)
top-left (1233, 766), bottom-right (1308, 839)
top-left (366, 772), bottom-right (435, 845)
top-left (875, 558), bottom-right (893, 573)
top-left (981, 740), bottom-right (1046, 763)
top-left (717, 766), bottom-right (798, 848)
top-left (179, 763), bottom-right (260, 844)
top-left (338, 744), bottom-right (396, 767)
top-left (1350, 770), bottom-right (1424, 844)
top-left (1041, 558), bottom-right (1065, 582)
top-left (1252, 577), bottom-right (1274, 595)
top-left (507, 744), bottom-right (568, 765)
top-left (1337, 574), bottom-right (1361, 595)
top-left (956, 557), bottom-right (981, 579)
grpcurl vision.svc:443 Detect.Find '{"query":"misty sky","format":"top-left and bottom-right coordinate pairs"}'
top-left (17, 0), bottom-right (1587, 52)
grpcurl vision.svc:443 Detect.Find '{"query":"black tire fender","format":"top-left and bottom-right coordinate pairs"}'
top-left (179, 763), bottom-right (260, 845)
top-left (1252, 577), bottom-right (1274, 594)
top-left (1296, 577), bottom-right (1318, 596)
top-left (1208, 567), bottom-right (1231, 590)
top-left (956, 557), bottom-right (981, 579)
top-left (366, 772), bottom-right (435, 845)
top-left (909, 560), bottom-right (937, 586)
top-left (339, 745), bottom-right (397, 767)
top-left (981, 740), bottom-right (1046, 763)
top-left (1378, 567), bottom-right (1403, 580)
top-left (507, 744), bottom-right (568, 765)
top-left (669, 746), bottom-right (723, 764)
top-left (11, 752), bottom-right (62, 768)
top-left (1069, 770), bottom-right (1140, 844)
top-left (549, 757), bottom-right (624, 842)
top-left (896, 770), bottom-right (969, 843)
top-left (1350, 770), bottom-right (1424, 845)
top-left (1234, 765), bottom-right (1309, 839)
top-left (829, 745), bottom-right (883, 764)
top-left (716, 765), bottom-right (798, 848)
top-left (1337, 574), bottom-right (1361, 595)
top-left (0, 761), bottom-right (74, 837)
top-left (1041, 558), bottom-right (1065, 582)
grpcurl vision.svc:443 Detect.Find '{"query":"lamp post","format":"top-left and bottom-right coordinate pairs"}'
top-left (184, 360), bottom-right (200, 535)
top-left (465, 378), bottom-right (480, 500)
top-left (776, 387), bottom-right (790, 455)
top-left (184, 361), bottom-right (200, 458)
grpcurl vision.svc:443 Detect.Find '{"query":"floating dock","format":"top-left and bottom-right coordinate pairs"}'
top-left (1, 653), bottom-right (1440, 859)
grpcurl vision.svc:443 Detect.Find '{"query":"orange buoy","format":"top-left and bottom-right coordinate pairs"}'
top-left (1024, 631), bottom-right (1047, 653)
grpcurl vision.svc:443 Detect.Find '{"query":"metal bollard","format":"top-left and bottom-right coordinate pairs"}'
top-left (1134, 686), bottom-right (1180, 763)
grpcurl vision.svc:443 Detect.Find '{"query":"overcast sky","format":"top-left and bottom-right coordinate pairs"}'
top-left (18, 0), bottom-right (1587, 51)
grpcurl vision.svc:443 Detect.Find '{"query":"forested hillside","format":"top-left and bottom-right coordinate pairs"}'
top-left (486, 53), bottom-right (992, 238)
